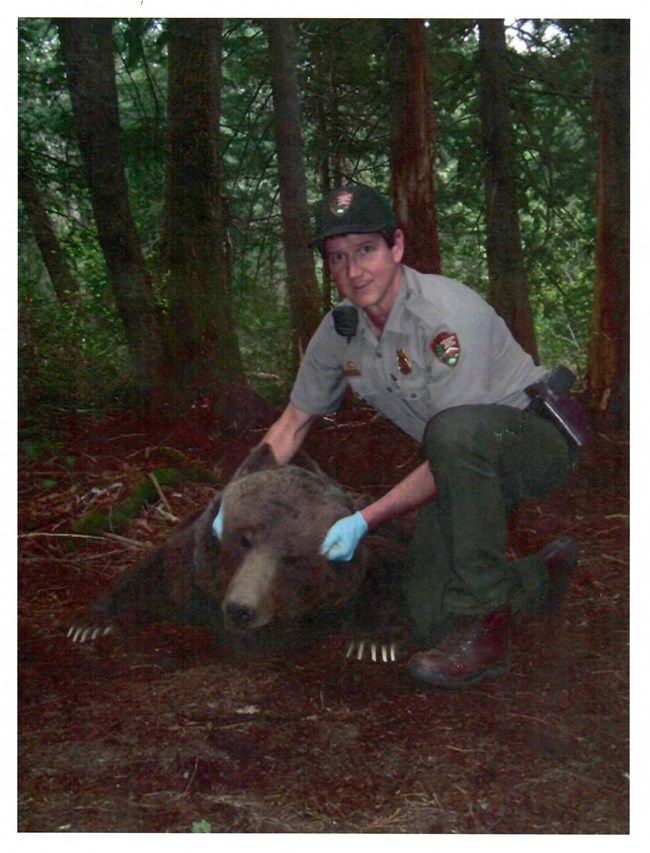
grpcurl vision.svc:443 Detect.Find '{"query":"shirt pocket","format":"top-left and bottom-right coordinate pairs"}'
top-left (395, 368), bottom-right (429, 401)
top-left (347, 374), bottom-right (382, 406)
top-left (387, 348), bottom-right (430, 399)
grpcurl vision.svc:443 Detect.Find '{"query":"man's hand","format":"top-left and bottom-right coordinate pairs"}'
top-left (320, 511), bottom-right (369, 561)
top-left (212, 504), bottom-right (224, 539)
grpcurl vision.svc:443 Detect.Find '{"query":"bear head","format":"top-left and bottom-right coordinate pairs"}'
top-left (214, 443), bottom-right (367, 634)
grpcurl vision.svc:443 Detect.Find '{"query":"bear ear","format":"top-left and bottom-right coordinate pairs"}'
top-left (291, 449), bottom-right (325, 477)
top-left (232, 442), bottom-right (279, 480)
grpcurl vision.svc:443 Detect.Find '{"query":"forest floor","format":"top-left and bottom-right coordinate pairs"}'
top-left (17, 391), bottom-right (630, 835)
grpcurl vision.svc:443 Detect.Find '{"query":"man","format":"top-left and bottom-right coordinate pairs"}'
top-left (216, 184), bottom-right (581, 688)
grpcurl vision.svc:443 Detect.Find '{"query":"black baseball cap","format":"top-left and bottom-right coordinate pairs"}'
top-left (313, 185), bottom-right (397, 248)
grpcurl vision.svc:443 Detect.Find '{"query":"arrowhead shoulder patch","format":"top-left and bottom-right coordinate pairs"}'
top-left (431, 331), bottom-right (460, 367)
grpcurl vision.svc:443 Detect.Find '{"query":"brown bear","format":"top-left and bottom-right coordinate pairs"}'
top-left (68, 443), bottom-right (409, 654)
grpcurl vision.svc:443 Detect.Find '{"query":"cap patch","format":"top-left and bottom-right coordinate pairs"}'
top-left (431, 332), bottom-right (460, 367)
top-left (329, 190), bottom-right (354, 217)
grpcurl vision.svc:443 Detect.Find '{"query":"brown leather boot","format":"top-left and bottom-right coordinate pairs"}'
top-left (407, 606), bottom-right (511, 689)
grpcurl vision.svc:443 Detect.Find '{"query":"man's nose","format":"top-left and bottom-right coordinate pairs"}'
top-left (347, 256), bottom-right (362, 277)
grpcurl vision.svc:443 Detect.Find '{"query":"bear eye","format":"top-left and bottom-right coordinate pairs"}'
top-left (240, 532), bottom-right (253, 548)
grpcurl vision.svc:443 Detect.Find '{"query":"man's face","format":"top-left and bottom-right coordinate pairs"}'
top-left (323, 231), bottom-right (404, 318)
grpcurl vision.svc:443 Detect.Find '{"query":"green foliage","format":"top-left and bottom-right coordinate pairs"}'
top-left (112, 19), bottom-right (169, 254)
top-left (425, 21), bottom-right (486, 287)
top-left (509, 19), bottom-right (596, 376)
top-left (18, 17), bottom-right (600, 410)
top-left (219, 21), bottom-right (294, 386)
top-left (18, 232), bottom-right (133, 411)
top-left (300, 19), bottom-right (393, 186)
top-left (426, 18), bottom-right (596, 374)
top-left (71, 466), bottom-right (208, 536)
top-left (19, 430), bottom-right (63, 463)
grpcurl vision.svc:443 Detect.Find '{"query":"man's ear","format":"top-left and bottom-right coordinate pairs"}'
top-left (392, 229), bottom-right (405, 264)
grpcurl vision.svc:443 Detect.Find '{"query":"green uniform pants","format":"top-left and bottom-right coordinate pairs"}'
top-left (403, 404), bottom-right (578, 644)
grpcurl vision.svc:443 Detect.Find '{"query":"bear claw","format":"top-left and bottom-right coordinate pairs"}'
top-left (345, 639), bottom-right (398, 663)
top-left (67, 625), bottom-right (114, 644)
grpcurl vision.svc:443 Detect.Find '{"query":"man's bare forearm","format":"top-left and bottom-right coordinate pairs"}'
top-left (359, 461), bottom-right (437, 530)
top-left (261, 402), bottom-right (315, 464)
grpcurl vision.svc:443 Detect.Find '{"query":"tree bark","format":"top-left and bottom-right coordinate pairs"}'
top-left (385, 19), bottom-right (441, 274)
top-left (161, 18), bottom-right (244, 391)
top-left (18, 146), bottom-right (78, 306)
top-left (310, 30), bottom-right (339, 311)
top-left (56, 18), bottom-right (168, 405)
top-left (587, 20), bottom-right (630, 415)
top-left (265, 19), bottom-right (322, 367)
top-left (478, 19), bottom-right (539, 362)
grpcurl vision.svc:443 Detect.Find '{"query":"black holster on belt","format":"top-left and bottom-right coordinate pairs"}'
top-left (525, 366), bottom-right (591, 448)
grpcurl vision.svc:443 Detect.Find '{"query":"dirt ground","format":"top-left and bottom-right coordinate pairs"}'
top-left (17, 393), bottom-right (630, 834)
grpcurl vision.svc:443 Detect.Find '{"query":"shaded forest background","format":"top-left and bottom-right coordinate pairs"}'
top-left (18, 17), bottom-right (629, 421)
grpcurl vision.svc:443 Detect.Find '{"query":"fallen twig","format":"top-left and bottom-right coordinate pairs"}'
top-left (18, 531), bottom-right (146, 549)
top-left (148, 471), bottom-right (173, 516)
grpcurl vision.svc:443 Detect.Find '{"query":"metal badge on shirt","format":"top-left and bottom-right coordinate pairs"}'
top-left (395, 348), bottom-right (412, 375)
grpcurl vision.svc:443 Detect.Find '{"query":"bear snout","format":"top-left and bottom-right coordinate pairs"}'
top-left (221, 550), bottom-right (276, 633)
top-left (223, 601), bottom-right (258, 632)
top-left (222, 593), bottom-right (272, 633)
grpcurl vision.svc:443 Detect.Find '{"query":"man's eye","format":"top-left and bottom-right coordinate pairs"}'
top-left (359, 244), bottom-right (376, 256)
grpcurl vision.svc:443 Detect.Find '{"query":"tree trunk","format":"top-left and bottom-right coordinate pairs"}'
top-left (265, 19), bottom-right (322, 367)
top-left (385, 19), bottom-right (441, 274)
top-left (18, 144), bottom-right (84, 404)
top-left (161, 18), bottom-right (244, 392)
top-left (310, 32), bottom-right (337, 311)
top-left (56, 18), bottom-right (168, 405)
top-left (18, 146), bottom-right (78, 306)
top-left (587, 20), bottom-right (630, 415)
top-left (478, 19), bottom-right (539, 362)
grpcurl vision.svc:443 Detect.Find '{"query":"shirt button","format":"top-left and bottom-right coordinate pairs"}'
top-left (386, 387), bottom-right (392, 393)
top-left (410, 393), bottom-right (417, 398)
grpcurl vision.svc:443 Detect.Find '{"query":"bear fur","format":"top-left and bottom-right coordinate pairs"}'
top-left (68, 443), bottom-right (410, 652)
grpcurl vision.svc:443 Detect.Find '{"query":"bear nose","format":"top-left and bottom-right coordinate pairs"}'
top-left (224, 602), bottom-right (257, 631)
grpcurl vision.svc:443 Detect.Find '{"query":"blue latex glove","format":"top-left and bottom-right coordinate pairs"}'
top-left (320, 511), bottom-right (369, 562)
top-left (212, 504), bottom-right (224, 540)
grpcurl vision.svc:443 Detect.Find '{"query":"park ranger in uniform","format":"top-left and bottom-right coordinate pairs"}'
top-left (216, 184), bottom-right (582, 688)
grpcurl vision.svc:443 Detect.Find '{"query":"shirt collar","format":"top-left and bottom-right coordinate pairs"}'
top-left (356, 266), bottom-right (409, 342)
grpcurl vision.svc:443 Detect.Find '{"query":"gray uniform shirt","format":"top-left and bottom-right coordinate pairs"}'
top-left (290, 265), bottom-right (548, 443)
